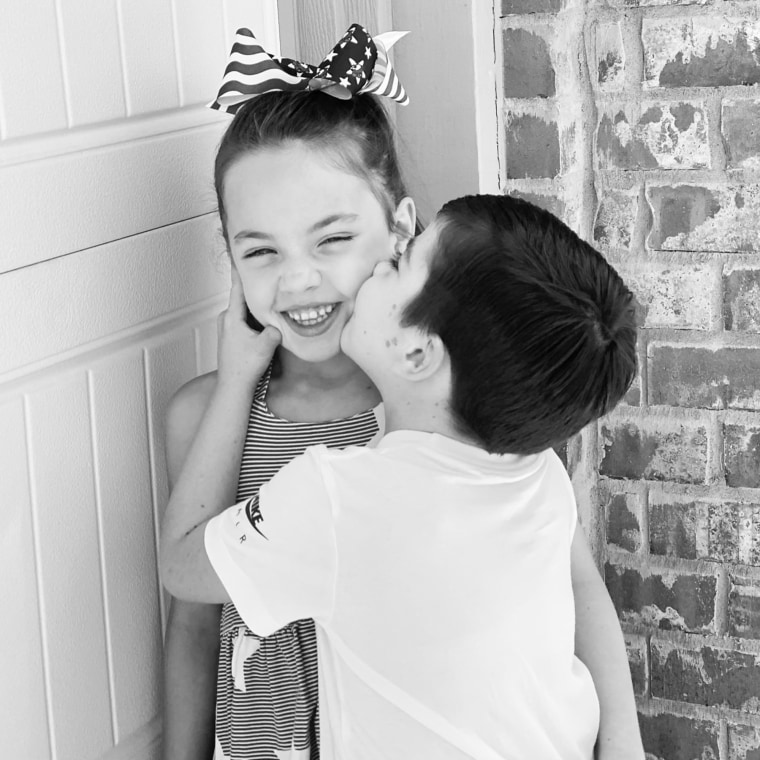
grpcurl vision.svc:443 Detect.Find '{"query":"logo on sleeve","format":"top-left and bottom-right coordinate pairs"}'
top-left (244, 495), bottom-right (268, 540)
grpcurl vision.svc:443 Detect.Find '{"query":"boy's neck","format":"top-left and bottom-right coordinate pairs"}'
top-left (381, 389), bottom-right (476, 446)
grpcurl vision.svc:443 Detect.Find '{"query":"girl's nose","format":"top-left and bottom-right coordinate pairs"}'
top-left (280, 264), bottom-right (321, 292)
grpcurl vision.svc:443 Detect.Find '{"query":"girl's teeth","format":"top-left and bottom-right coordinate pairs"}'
top-left (287, 304), bottom-right (335, 325)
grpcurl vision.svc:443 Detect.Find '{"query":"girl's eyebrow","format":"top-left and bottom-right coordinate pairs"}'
top-left (233, 214), bottom-right (360, 242)
top-left (308, 213), bottom-right (359, 233)
top-left (233, 229), bottom-right (271, 242)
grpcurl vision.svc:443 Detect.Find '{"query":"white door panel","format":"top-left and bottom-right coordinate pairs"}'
top-left (0, 2), bottom-right (491, 757)
top-left (0, 1), bottom-right (279, 757)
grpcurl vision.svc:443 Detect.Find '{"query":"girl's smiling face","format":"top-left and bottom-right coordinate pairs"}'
top-left (223, 142), bottom-right (413, 365)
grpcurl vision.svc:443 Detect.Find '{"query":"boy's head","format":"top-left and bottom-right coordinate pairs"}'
top-left (341, 194), bottom-right (637, 455)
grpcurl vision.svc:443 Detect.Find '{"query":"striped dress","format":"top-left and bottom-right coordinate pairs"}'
top-left (214, 368), bottom-right (380, 760)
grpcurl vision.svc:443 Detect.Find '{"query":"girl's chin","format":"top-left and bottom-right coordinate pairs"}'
top-left (280, 342), bottom-right (347, 366)
top-left (279, 331), bottom-right (345, 364)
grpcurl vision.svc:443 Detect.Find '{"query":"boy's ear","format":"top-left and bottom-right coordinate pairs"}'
top-left (397, 329), bottom-right (447, 382)
top-left (392, 196), bottom-right (416, 245)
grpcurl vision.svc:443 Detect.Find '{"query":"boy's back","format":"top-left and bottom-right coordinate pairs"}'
top-left (206, 431), bottom-right (600, 759)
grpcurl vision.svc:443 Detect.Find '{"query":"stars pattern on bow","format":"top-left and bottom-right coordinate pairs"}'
top-left (209, 23), bottom-right (407, 113)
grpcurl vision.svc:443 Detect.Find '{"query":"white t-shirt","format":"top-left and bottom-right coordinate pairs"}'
top-left (206, 431), bottom-right (599, 760)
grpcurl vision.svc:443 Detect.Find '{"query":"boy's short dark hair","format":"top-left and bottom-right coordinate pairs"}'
top-left (401, 194), bottom-right (637, 455)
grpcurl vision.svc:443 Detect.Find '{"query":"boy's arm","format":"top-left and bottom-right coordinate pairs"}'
top-left (163, 448), bottom-right (337, 634)
top-left (571, 527), bottom-right (645, 760)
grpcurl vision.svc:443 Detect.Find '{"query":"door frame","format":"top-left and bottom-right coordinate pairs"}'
top-left (277, 0), bottom-right (500, 223)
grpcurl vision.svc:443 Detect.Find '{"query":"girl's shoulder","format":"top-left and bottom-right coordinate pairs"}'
top-left (169, 371), bottom-right (218, 420)
top-left (165, 371), bottom-right (218, 454)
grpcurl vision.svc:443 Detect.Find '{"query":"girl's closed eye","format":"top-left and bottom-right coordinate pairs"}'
top-left (242, 247), bottom-right (277, 260)
top-left (320, 235), bottom-right (355, 247)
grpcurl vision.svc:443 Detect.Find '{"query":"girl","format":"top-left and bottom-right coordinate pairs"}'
top-left (163, 25), bottom-right (643, 760)
top-left (164, 27), bottom-right (416, 760)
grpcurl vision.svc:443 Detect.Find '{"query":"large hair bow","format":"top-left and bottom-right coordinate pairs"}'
top-left (208, 23), bottom-right (409, 114)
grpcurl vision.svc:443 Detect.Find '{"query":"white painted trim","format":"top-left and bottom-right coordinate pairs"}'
top-left (0, 105), bottom-right (228, 168)
top-left (97, 717), bottom-right (162, 760)
top-left (392, 0), bottom-right (497, 222)
top-left (0, 295), bottom-right (224, 396)
top-left (276, 0), bottom-right (299, 57)
top-left (374, 0), bottom-right (394, 32)
top-left (472, 0), bottom-right (501, 194)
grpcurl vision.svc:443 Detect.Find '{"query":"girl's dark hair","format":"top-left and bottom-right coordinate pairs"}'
top-left (214, 90), bottom-right (409, 241)
top-left (401, 194), bottom-right (638, 456)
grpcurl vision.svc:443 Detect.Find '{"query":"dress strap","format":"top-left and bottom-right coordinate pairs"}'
top-left (254, 362), bottom-right (274, 403)
top-left (366, 402), bottom-right (385, 448)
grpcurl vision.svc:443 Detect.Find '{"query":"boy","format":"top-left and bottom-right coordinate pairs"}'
top-left (161, 195), bottom-right (639, 759)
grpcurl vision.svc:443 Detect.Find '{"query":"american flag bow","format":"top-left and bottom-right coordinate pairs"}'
top-left (208, 23), bottom-right (409, 114)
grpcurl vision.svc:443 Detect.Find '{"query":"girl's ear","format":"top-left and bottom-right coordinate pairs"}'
top-left (392, 196), bottom-right (416, 245)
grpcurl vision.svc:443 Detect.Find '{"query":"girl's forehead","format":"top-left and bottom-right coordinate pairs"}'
top-left (223, 147), bottom-right (387, 233)
top-left (226, 146), bottom-right (372, 202)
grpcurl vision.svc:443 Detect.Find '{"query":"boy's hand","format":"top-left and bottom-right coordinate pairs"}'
top-left (216, 266), bottom-right (281, 391)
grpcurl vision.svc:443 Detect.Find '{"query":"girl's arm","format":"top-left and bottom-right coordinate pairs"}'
top-left (161, 374), bottom-right (224, 760)
top-left (160, 271), bottom-right (281, 599)
top-left (162, 597), bottom-right (220, 760)
top-left (161, 270), bottom-right (280, 758)
top-left (571, 527), bottom-right (645, 760)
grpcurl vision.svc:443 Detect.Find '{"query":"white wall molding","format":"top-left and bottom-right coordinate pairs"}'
top-left (0, 213), bottom-right (227, 378)
top-left (0, 105), bottom-right (228, 168)
top-left (0, 3), bottom-right (282, 757)
top-left (1, 121), bottom-right (227, 273)
top-left (0, 293), bottom-right (224, 397)
top-left (472, 0), bottom-right (501, 195)
top-left (100, 716), bottom-right (162, 760)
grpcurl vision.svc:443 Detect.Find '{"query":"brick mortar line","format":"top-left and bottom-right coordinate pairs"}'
top-left (502, 179), bottom-right (562, 193)
top-left (718, 721), bottom-right (729, 760)
top-left (708, 410), bottom-right (726, 487)
top-left (499, 15), bottom-right (561, 33)
top-left (607, 249), bottom-right (760, 265)
top-left (595, 86), bottom-right (760, 102)
top-left (607, 548), bottom-right (760, 583)
top-left (597, 169), bottom-right (760, 185)
top-left (711, 253), bottom-right (726, 333)
top-left (603, 478), bottom-right (760, 508)
top-left (605, 403), bottom-right (760, 422)
top-left (501, 97), bottom-right (558, 117)
top-left (641, 480), bottom-right (651, 559)
top-left (639, 329), bottom-right (760, 347)
top-left (636, 321), bottom-right (649, 408)
top-left (646, 627), bottom-right (760, 653)
top-left (715, 564), bottom-right (730, 636)
top-left (706, 90), bottom-right (728, 174)
top-left (607, 546), bottom-right (724, 572)
top-left (584, 4), bottom-right (758, 24)
top-left (647, 336), bottom-right (760, 348)
top-left (636, 695), bottom-right (760, 727)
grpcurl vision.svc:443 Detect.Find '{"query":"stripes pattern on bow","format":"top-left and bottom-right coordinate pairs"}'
top-left (208, 23), bottom-right (409, 114)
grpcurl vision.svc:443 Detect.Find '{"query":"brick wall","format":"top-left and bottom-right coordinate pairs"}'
top-left (499, 1), bottom-right (760, 757)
